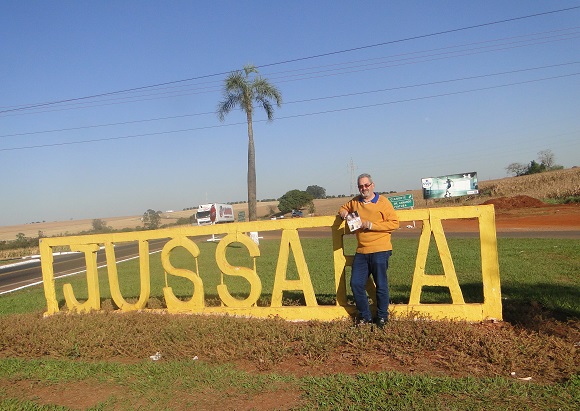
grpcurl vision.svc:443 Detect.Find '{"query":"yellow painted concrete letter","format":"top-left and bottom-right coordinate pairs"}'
top-left (40, 240), bottom-right (58, 315)
top-left (408, 213), bottom-right (465, 305)
top-left (63, 244), bottom-right (101, 313)
top-left (215, 233), bottom-right (262, 308)
top-left (105, 240), bottom-right (151, 311)
top-left (162, 236), bottom-right (204, 312)
top-left (271, 229), bottom-right (318, 307)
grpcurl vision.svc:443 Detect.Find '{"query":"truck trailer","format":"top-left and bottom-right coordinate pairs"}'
top-left (196, 203), bottom-right (235, 226)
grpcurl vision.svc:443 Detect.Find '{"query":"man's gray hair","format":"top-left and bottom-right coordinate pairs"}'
top-left (357, 173), bottom-right (373, 184)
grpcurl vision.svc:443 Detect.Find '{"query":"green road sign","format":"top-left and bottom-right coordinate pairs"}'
top-left (387, 194), bottom-right (414, 210)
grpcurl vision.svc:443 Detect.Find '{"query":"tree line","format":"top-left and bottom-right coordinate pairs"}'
top-left (506, 149), bottom-right (563, 177)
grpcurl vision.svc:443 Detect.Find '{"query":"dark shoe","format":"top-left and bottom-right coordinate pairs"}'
top-left (355, 318), bottom-right (373, 327)
top-left (376, 317), bottom-right (388, 329)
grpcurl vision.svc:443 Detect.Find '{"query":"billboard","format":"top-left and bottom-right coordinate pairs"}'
top-left (421, 172), bottom-right (479, 200)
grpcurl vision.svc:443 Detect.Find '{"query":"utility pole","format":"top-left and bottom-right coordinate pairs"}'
top-left (347, 158), bottom-right (357, 196)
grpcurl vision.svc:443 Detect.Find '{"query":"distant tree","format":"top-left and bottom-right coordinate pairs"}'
top-left (142, 209), bottom-right (162, 230)
top-left (15, 233), bottom-right (27, 246)
top-left (217, 64), bottom-right (282, 222)
top-left (506, 149), bottom-right (562, 176)
top-left (277, 190), bottom-right (314, 214)
top-left (527, 160), bottom-right (546, 175)
top-left (307, 201), bottom-right (316, 215)
top-left (306, 185), bottom-right (326, 199)
top-left (91, 219), bottom-right (109, 232)
top-left (537, 149), bottom-right (555, 169)
top-left (506, 162), bottom-right (529, 176)
top-left (176, 216), bottom-right (194, 226)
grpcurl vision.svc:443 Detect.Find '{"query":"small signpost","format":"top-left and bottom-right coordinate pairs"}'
top-left (388, 194), bottom-right (416, 228)
top-left (387, 194), bottom-right (414, 210)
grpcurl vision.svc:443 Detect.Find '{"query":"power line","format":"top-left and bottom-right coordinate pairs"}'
top-left (2, 71), bottom-right (577, 152)
top-left (1, 62), bottom-right (578, 139)
top-left (2, 26), bottom-right (577, 118)
top-left (265, 26), bottom-right (580, 77)
top-left (0, 112), bottom-right (215, 138)
top-left (274, 73), bottom-right (580, 120)
top-left (284, 62), bottom-right (580, 105)
top-left (258, 6), bottom-right (580, 69)
top-left (0, 121), bottom-right (247, 151)
top-left (1, 5), bottom-right (578, 115)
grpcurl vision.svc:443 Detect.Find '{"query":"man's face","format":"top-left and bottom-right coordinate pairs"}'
top-left (358, 177), bottom-right (374, 200)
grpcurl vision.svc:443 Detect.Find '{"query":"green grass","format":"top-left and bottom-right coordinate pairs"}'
top-left (2, 237), bottom-right (578, 317)
top-left (0, 237), bottom-right (578, 410)
top-left (544, 195), bottom-right (580, 204)
top-left (300, 372), bottom-right (580, 410)
top-left (0, 358), bottom-right (578, 410)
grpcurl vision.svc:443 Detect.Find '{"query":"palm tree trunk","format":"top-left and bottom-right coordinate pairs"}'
top-left (246, 111), bottom-right (257, 221)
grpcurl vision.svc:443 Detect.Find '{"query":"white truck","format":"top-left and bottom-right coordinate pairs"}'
top-left (196, 203), bottom-right (235, 226)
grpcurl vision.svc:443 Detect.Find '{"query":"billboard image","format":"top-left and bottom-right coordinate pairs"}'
top-left (421, 172), bottom-right (479, 200)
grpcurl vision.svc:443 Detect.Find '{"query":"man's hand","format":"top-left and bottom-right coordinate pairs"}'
top-left (361, 220), bottom-right (372, 230)
top-left (339, 210), bottom-right (348, 219)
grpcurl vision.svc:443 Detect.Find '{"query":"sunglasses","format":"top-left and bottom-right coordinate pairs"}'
top-left (358, 183), bottom-right (372, 189)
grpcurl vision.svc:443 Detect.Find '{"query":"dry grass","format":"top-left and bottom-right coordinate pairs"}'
top-left (479, 168), bottom-right (580, 199)
top-left (0, 247), bottom-right (40, 261)
top-left (0, 245), bottom-right (73, 262)
top-left (0, 310), bottom-right (577, 384)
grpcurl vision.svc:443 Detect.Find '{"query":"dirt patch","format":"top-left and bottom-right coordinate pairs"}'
top-left (232, 349), bottom-right (455, 380)
top-left (482, 195), bottom-right (547, 209)
top-left (0, 378), bottom-right (304, 411)
top-left (484, 199), bottom-right (580, 232)
top-left (0, 379), bottom-right (125, 410)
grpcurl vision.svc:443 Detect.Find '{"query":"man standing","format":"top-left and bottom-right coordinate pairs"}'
top-left (445, 177), bottom-right (453, 198)
top-left (339, 173), bottom-right (399, 328)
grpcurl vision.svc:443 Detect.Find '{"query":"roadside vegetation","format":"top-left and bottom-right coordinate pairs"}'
top-left (505, 149), bottom-right (564, 177)
top-left (482, 166), bottom-right (580, 203)
top-left (0, 237), bottom-right (578, 410)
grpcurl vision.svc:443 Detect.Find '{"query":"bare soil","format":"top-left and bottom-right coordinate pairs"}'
top-left (441, 196), bottom-right (580, 232)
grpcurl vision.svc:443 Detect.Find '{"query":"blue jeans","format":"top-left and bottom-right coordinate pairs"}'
top-left (350, 250), bottom-right (392, 321)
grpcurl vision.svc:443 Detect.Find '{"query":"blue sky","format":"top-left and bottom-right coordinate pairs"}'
top-left (1, 1), bottom-right (579, 226)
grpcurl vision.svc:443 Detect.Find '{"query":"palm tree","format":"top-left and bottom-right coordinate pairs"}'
top-left (217, 64), bottom-right (282, 221)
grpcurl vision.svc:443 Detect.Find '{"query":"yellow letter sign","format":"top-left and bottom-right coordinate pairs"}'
top-left (40, 205), bottom-right (502, 322)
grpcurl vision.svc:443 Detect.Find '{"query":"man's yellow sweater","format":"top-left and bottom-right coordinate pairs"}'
top-left (339, 194), bottom-right (400, 254)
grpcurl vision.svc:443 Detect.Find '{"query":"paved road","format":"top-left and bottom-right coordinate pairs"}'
top-left (1, 230), bottom-right (578, 295)
top-left (268, 228), bottom-right (580, 239)
top-left (392, 229), bottom-right (580, 239)
top-left (0, 238), bottom-right (168, 295)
